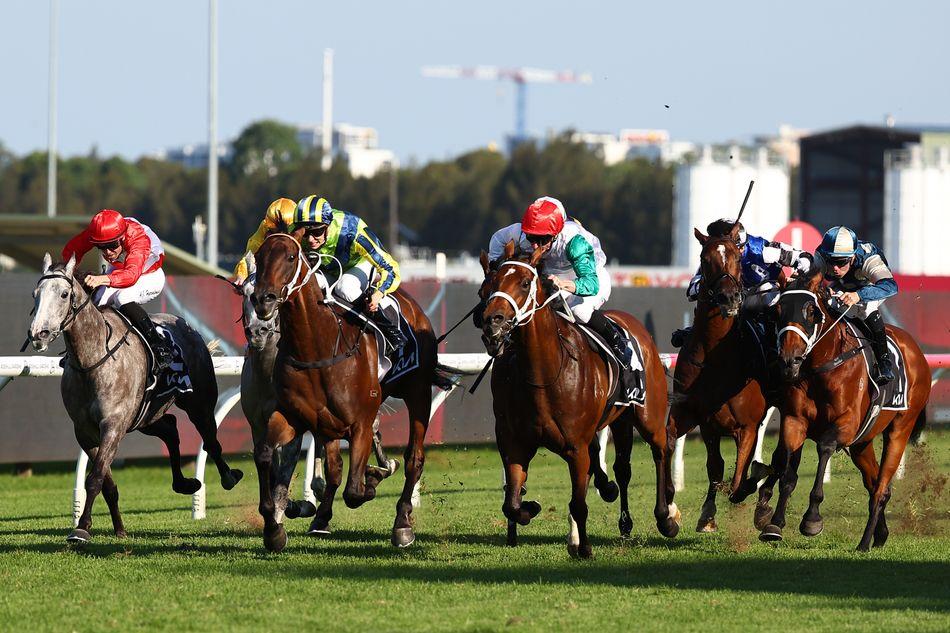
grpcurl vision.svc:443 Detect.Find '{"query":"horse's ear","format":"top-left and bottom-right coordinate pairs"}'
top-left (529, 244), bottom-right (545, 267)
top-left (728, 223), bottom-right (740, 243)
top-left (479, 250), bottom-right (490, 276)
top-left (503, 239), bottom-right (516, 261)
top-left (777, 269), bottom-right (788, 290)
top-left (244, 251), bottom-right (256, 275)
top-left (64, 254), bottom-right (77, 278)
top-left (694, 228), bottom-right (708, 245)
top-left (291, 226), bottom-right (306, 242)
top-left (42, 252), bottom-right (52, 274)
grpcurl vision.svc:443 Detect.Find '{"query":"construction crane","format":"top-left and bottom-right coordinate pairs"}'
top-left (421, 65), bottom-right (593, 142)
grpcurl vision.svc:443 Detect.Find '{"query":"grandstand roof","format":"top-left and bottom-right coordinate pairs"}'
top-left (0, 214), bottom-right (225, 276)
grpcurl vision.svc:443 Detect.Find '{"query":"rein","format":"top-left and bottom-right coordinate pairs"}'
top-left (779, 287), bottom-right (869, 374)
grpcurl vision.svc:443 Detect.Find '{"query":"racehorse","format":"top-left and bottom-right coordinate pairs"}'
top-left (481, 242), bottom-right (678, 558)
top-left (28, 255), bottom-right (242, 543)
top-left (250, 231), bottom-right (443, 551)
top-left (668, 226), bottom-right (776, 532)
top-left (223, 253), bottom-right (396, 523)
top-left (756, 267), bottom-right (931, 550)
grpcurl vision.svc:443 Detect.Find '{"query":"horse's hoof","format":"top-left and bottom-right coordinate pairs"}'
top-left (753, 504), bottom-right (774, 531)
top-left (114, 529), bottom-right (128, 539)
top-left (659, 517), bottom-right (681, 539)
top-left (263, 525), bottom-right (287, 553)
top-left (856, 542), bottom-right (871, 553)
top-left (306, 519), bottom-right (331, 537)
top-left (173, 478), bottom-right (202, 495)
top-left (873, 528), bottom-right (889, 548)
top-left (568, 543), bottom-right (593, 559)
top-left (67, 528), bottom-right (91, 545)
top-left (749, 460), bottom-right (773, 482)
top-left (391, 527), bottom-right (415, 548)
top-left (759, 524), bottom-right (783, 542)
top-left (311, 479), bottom-right (327, 502)
top-left (295, 501), bottom-right (317, 519)
top-left (799, 518), bottom-right (823, 537)
top-left (284, 501), bottom-right (301, 520)
top-left (221, 469), bottom-right (244, 491)
top-left (385, 459), bottom-right (399, 476)
top-left (597, 481), bottom-right (619, 503)
top-left (506, 521), bottom-right (518, 547)
top-left (523, 500), bottom-right (542, 519)
top-left (695, 517), bottom-right (718, 533)
top-left (619, 512), bottom-right (633, 538)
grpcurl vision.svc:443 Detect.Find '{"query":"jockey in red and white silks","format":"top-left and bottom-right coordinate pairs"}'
top-left (61, 209), bottom-right (173, 372)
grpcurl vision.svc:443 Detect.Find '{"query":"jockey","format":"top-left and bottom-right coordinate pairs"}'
top-left (291, 194), bottom-right (407, 352)
top-left (486, 196), bottom-right (633, 369)
top-left (61, 209), bottom-right (173, 373)
top-left (233, 197), bottom-right (297, 283)
top-left (815, 225), bottom-right (897, 385)
top-left (671, 218), bottom-right (812, 350)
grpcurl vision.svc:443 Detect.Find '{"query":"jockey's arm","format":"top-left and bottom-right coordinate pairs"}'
top-left (566, 235), bottom-right (599, 297)
top-left (354, 232), bottom-right (401, 296)
top-left (686, 269), bottom-right (701, 301)
top-left (61, 229), bottom-right (93, 267)
top-left (762, 240), bottom-right (810, 273)
top-left (488, 224), bottom-right (522, 264)
top-left (107, 233), bottom-right (151, 288)
top-left (857, 253), bottom-right (897, 302)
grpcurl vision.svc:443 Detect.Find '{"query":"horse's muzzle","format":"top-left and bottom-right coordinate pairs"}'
top-left (481, 314), bottom-right (510, 358)
top-left (29, 329), bottom-right (53, 352)
top-left (250, 292), bottom-right (278, 321)
top-left (780, 357), bottom-right (803, 382)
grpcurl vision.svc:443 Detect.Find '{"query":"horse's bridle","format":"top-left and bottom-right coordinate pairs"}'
top-left (487, 260), bottom-right (563, 330)
top-left (778, 288), bottom-right (851, 360)
top-left (701, 270), bottom-right (743, 306)
top-left (34, 271), bottom-right (92, 333)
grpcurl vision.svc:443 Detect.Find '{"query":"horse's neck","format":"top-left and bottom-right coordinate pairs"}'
top-left (691, 302), bottom-right (735, 349)
top-left (808, 312), bottom-right (848, 370)
top-left (513, 303), bottom-right (566, 386)
top-left (280, 283), bottom-right (341, 356)
top-left (62, 287), bottom-right (110, 367)
top-left (249, 337), bottom-right (278, 377)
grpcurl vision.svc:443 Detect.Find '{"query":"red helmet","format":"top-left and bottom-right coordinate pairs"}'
top-left (88, 209), bottom-right (128, 244)
top-left (520, 196), bottom-right (566, 237)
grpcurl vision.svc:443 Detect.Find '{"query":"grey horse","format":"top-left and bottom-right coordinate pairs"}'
top-left (229, 253), bottom-right (395, 532)
top-left (28, 254), bottom-right (243, 543)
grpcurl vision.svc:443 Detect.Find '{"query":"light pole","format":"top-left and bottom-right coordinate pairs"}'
top-left (321, 48), bottom-right (334, 171)
top-left (388, 158), bottom-right (399, 249)
top-left (47, 0), bottom-right (59, 218)
top-left (206, 0), bottom-right (219, 267)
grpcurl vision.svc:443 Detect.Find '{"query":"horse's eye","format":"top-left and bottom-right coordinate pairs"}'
top-left (521, 278), bottom-right (531, 289)
top-left (289, 254), bottom-right (296, 262)
top-left (60, 291), bottom-right (69, 299)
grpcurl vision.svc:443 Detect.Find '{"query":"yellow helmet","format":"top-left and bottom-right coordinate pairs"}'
top-left (266, 197), bottom-right (298, 231)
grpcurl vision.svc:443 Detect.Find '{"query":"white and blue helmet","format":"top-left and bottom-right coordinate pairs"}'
top-left (817, 226), bottom-right (858, 259)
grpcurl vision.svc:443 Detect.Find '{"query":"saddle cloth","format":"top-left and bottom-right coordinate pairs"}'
top-left (843, 320), bottom-right (909, 444)
top-left (556, 307), bottom-right (646, 407)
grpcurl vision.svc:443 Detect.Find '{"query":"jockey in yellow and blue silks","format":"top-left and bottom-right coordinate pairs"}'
top-left (233, 197), bottom-right (298, 283)
top-left (291, 194), bottom-right (407, 352)
top-left (814, 225), bottom-right (897, 385)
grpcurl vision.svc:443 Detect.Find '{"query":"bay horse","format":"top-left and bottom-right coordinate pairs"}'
top-left (669, 225), bottom-right (776, 532)
top-left (481, 242), bottom-right (678, 558)
top-left (28, 255), bottom-right (243, 543)
top-left (250, 231), bottom-right (442, 551)
top-left (756, 267), bottom-right (931, 550)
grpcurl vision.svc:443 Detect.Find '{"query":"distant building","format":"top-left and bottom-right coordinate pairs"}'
top-left (673, 145), bottom-right (790, 267)
top-left (570, 129), bottom-right (695, 165)
top-left (150, 143), bottom-right (232, 170)
top-left (884, 143), bottom-right (950, 274)
top-left (296, 122), bottom-right (396, 178)
top-left (753, 124), bottom-right (809, 168)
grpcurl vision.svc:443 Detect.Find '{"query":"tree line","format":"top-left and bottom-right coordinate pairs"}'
top-left (0, 120), bottom-right (674, 268)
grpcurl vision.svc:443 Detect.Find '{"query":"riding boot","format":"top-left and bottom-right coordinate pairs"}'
top-left (587, 310), bottom-right (632, 367)
top-left (758, 315), bottom-right (783, 401)
top-left (865, 311), bottom-right (895, 386)
top-left (371, 303), bottom-right (408, 354)
top-left (671, 326), bottom-right (692, 348)
top-left (119, 302), bottom-right (173, 375)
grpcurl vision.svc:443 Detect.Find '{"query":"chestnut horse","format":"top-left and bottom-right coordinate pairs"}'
top-left (756, 268), bottom-right (931, 550)
top-left (481, 242), bottom-right (678, 558)
top-left (250, 231), bottom-right (441, 551)
top-left (669, 226), bottom-right (775, 532)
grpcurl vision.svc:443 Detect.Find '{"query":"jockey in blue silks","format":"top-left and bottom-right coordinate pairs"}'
top-left (814, 225), bottom-right (897, 385)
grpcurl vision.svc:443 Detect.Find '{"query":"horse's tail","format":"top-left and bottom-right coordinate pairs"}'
top-left (433, 363), bottom-right (464, 391)
top-left (910, 407), bottom-right (928, 446)
top-left (206, 338), bottom-right (224, 357)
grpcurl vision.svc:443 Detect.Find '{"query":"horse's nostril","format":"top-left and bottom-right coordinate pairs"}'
top-left (263, 293), bottom-right (277, 304)
top-left (38, 330), bottom-right (50, 340)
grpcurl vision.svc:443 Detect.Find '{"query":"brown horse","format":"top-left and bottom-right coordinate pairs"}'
top-left (481, 242), bottom-right (678, 558)
top-left (669, 226), bottom-right (775, 532)
top-left (250, 231), bottom-right (442, 551)
top-left (756, 268), bottom-right (931, 550)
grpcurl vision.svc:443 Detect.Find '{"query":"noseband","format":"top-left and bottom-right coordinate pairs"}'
top-left (778, 288), bottom-right (851, 359)
top-left (487, 261), bottom-right (563, 328)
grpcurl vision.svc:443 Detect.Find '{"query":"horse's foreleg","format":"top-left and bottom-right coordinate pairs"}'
top-left (754, 442), bottom-right (787, 530)
top-left (255, 412), bottom-right (289, 553)
top-left (697, 422), bottom-right (724, 533)
top-left (100, 467), bottom-right (126, 538)
top-left (342, 417), bottom-right (376, 510)
top-left (800, 430), bottom-right (837, 538)
top-left (309, 440), bottom-right (342, 536)
top-left (643, 420), bottom-right (680, 539)
top-left (589, 428), bottom-right (618, 502)
top-left (138, 414), bottom-right (201, 495)
top-left (69, 423), bottom-right (124, 543)
top-left (610, 419), bottom-right (634, 538)
top-left (728, 425), bottom-right (760, 504)
top-left (392, 390), bottom-right (430, 548)
top-left (273, 432), bottom-right (303, 522)
top-left (566, 448), bottom-right (593, 558)
top-left (760, 420), bottom-right (806, 542)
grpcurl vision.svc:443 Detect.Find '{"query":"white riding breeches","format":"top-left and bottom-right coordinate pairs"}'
top-left (743, 281), bottom-right (780, 312)
top-left (847, 298), bottom-right (883, 320)
top-left (93, 268), bottom-right (165, 308)
top-left (333, 260), bottom-right (374, 303)
top-left (564, 267), bottom-right (611, 324)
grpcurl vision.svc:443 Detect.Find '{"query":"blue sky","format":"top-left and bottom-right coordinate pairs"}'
top-left (2, 1), bottom-right (948, 164)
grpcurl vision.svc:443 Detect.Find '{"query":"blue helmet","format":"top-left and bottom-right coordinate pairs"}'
top-left (292, 195), bottom-right (334, 230)
top-left (817, 226), bottom-right (858, 259)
